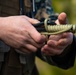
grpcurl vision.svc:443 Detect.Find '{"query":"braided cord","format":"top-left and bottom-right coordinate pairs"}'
top-left (40, 18), bottom-right (76, 35)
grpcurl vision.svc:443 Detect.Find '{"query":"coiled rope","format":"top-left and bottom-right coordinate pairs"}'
top-left (40, 18), bottom-right (76, 35)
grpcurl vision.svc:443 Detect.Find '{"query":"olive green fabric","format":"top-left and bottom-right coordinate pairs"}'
top-left (0, 0), bottom-right (20, 16)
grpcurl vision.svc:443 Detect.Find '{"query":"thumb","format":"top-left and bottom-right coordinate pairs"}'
top-left (58, 12), bottom-right (67, 24)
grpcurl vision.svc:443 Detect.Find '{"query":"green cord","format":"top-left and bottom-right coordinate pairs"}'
top-left (40, 18), bottom-right (76, 35)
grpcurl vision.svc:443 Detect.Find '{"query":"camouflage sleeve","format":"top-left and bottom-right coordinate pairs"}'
top-left (35, 0), bottom-right (54, 21)
top-left (36, 35), bottom-right (76, 69)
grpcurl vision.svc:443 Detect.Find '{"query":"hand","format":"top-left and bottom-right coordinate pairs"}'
top-left (41, 12), bottom-right (73, 56)
top-left (0, 16), bottom-right (46, 53)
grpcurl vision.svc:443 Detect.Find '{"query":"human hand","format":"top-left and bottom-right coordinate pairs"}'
top-left (0, 16), bottom-right (46, 53)
top-left (41, 12), bottom-right (73, 56)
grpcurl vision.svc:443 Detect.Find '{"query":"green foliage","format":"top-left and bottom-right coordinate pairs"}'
top-left (36, 58), bottom-right (76, 75)
top-left (36, 0), bottom-right (76, 75)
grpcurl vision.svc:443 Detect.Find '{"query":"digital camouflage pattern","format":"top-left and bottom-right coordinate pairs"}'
top-left (24, 0), bottom-right (54, 20)
top-left (35, 0), bottom-right (54, 20)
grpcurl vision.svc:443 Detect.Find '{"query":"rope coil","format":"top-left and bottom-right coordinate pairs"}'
top-left (40, 18), bottom-right (76, 35)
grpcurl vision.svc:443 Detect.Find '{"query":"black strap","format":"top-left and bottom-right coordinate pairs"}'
top-left (19, 0), bottom-right (24, 15)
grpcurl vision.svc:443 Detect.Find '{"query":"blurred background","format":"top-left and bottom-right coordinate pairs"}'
top-left (36, 0), bottom-right (76, 75)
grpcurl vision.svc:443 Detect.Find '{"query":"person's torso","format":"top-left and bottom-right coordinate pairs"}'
top-left (0, 0), bottom-right (53, 19)
top-left (0, 0), bottom-right (54, 75)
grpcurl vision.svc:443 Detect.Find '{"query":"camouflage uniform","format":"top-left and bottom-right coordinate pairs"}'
top-left (0, 0), bottom-right (76, 75)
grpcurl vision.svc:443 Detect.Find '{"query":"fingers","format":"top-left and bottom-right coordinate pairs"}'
top-left (58, 12), bottom-right (67, 24)
top-left (22, 16), bottom-right (46, 44)
top-left (18, 40), bottom-right (43, 53)
top-left (19, 32), bottom-right (45, 53)
top-left (48, 33), bottom-right (71, 47)
top-left (49, 34), bottom-right (63, 41)
top-left (55, 12), bottom-right (68, 24)
top-left (47, 40), bottom-right (66, 50)
top-left (22, 44), bottom-right (37, 53)
top-left (58, 38), bottom-right (71, 46)
top-left (24, 33), bottom-right (45, 49)
top-left (42, 12), bottom-right (73, 56)
top-left (58, 32), bottom-right (73, 45)
top-left (41, 36), bottom-right (70, 56)
top-left (41, 44), bottom-right (64, 56)
top-left (20, 16), bottom-right (46, 53)
top-left (29, 30), bottom-right (46, 44)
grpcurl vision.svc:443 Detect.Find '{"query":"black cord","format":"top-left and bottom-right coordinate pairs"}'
top-left (19, 0), bottom-right (24, 15)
